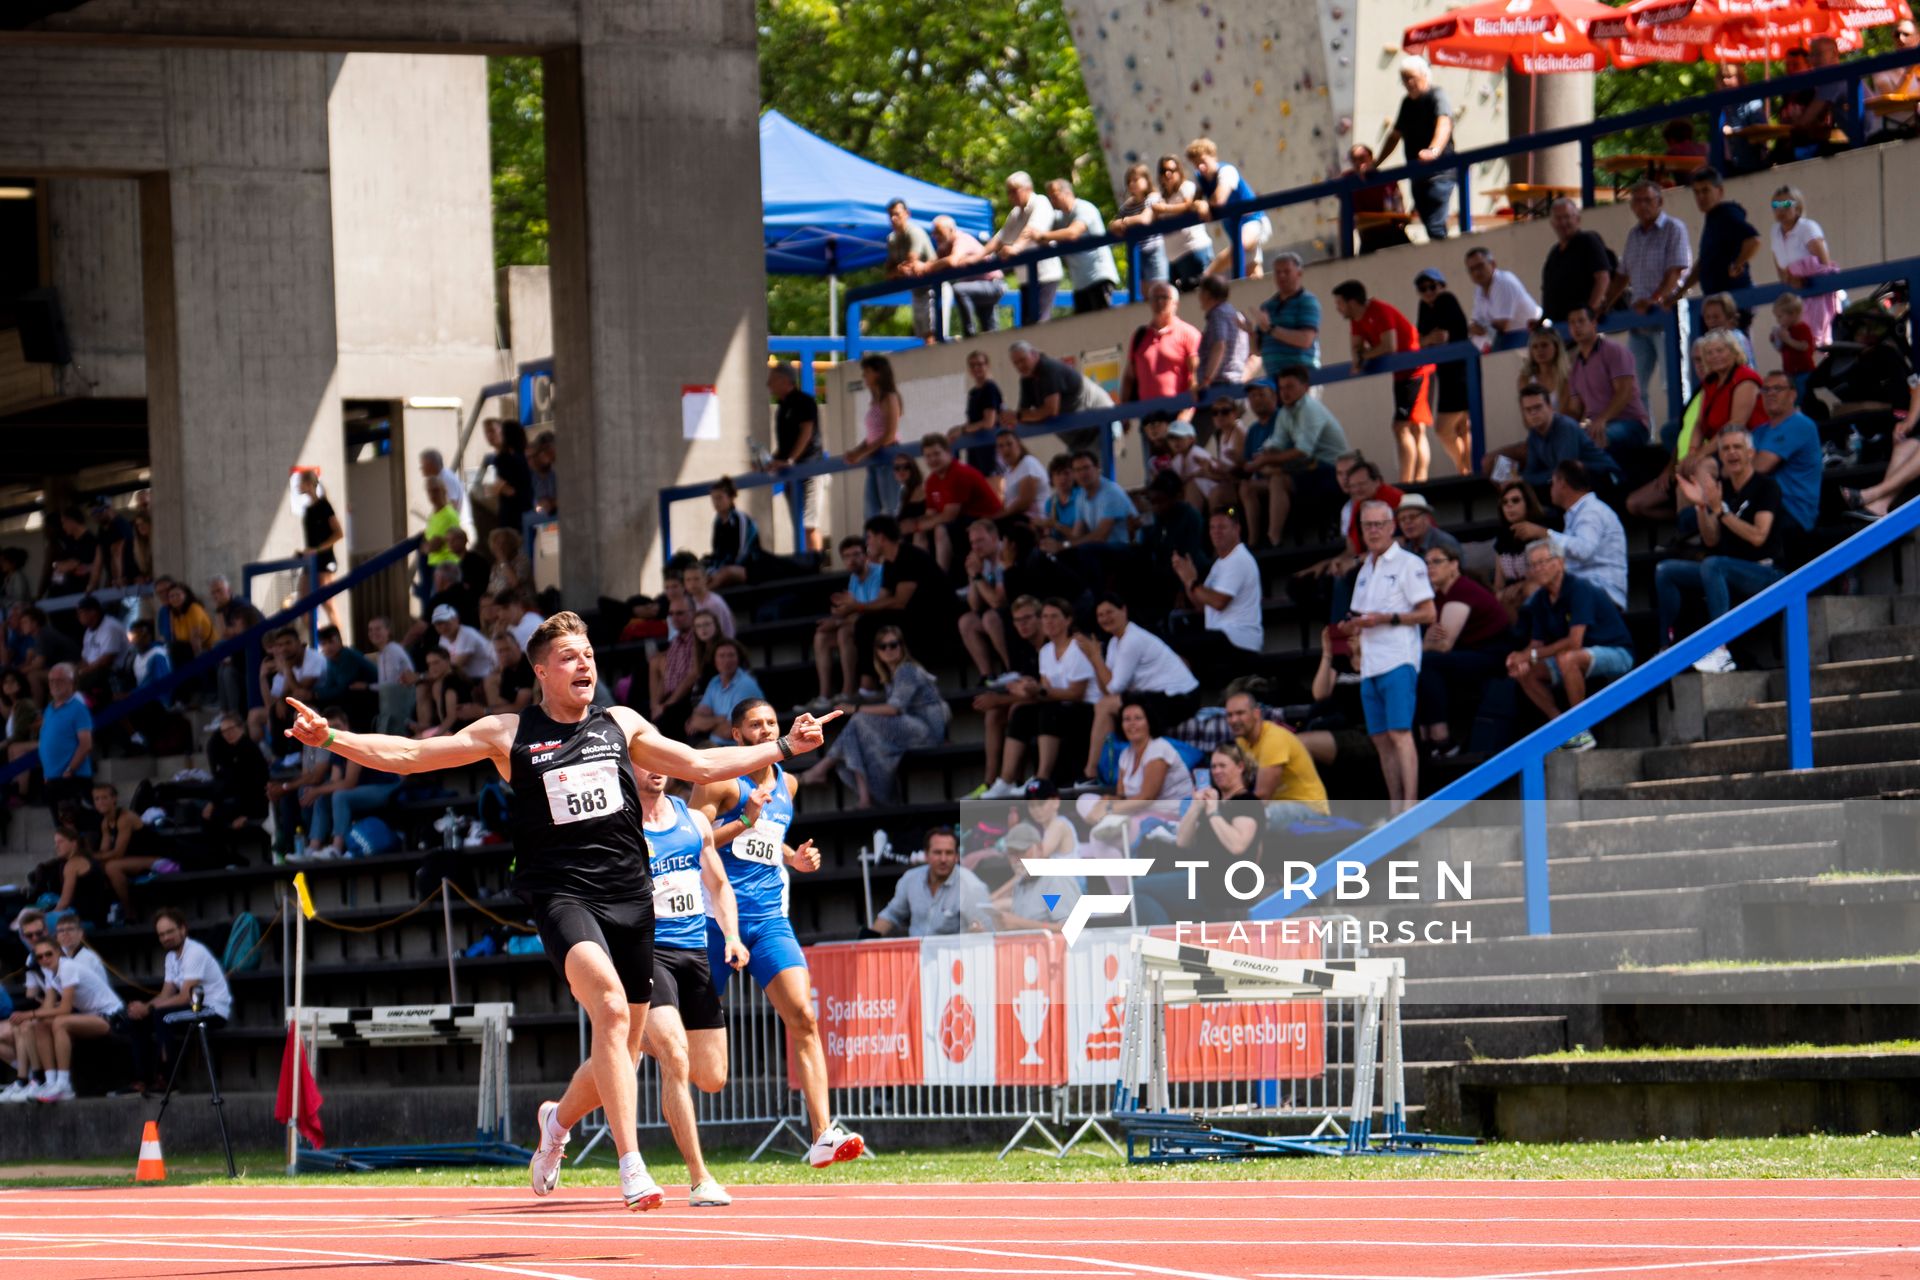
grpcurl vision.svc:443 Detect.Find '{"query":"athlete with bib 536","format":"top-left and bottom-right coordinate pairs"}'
top-left (282, 612), bottom-right (837, 1212)
top-left (691, 697), bottom-right (861, 1168)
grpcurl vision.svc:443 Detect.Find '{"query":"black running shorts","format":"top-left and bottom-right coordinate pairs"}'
top-left (529, 893), bottom-right (655, 1004)
top-left (650, 945), bottom-right (725, 1031)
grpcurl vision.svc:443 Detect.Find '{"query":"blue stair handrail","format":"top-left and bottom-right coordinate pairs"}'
top-left (1249, 496), bottom-right (1920, 936)
top-left (0, 534), bottom-right (424, 792)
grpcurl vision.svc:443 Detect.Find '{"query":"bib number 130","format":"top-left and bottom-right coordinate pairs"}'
top-left (543, 762), bottom-right (625, 826)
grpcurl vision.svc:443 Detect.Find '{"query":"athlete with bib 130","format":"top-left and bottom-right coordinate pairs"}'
top-left (282, 612), bottom-right (836, 1212)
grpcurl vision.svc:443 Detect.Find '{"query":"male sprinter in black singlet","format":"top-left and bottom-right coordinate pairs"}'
top-left (283, 612), bottom-right (836, 1211)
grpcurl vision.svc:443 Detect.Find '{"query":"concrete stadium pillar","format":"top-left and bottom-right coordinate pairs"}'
top-left (1508, 70), bottom-right (1595, 189)
top-left (140, 48), bottom-right (344, 597)
top-left (543, 0), bottom-right (767, 606)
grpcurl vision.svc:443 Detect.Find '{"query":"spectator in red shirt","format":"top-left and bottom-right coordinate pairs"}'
top-left (1120, 280), bottom-right (1200, 420)
top-left (910, 433), bottom-right (1004, 574)
top-left (1332, 280), bottom-right (1434, 484)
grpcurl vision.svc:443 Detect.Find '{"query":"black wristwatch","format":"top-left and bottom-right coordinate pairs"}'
top-left (777, 734), bottom-right (794, 760)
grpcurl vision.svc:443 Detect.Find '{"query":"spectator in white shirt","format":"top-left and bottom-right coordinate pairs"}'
top-left (1170, 509), bottom-right (1265, 688)
top-left (1082, 699), bottom-right (1197, 829)
top-left (431, 604), bottom-right (495, 680)
top-left (251, 626), bottom-right (326, 743)
top-left (983, 597), bottom-right (1102, 797)
top-left (73, 596), bottom-right (129, 696)
top-left (1465, 246), bottom-right (1542, 344)
top-left (1509, 461), bottom-right (1629, 610)
top-left (124, 906), bottom-right (233, 1093)
top-left (367, 616), bottom-right (415, 686)
top-left (1073, 594), bottom-right (1201, 788)
top-left (19, 935), bottom-right (124, 1101)
top-left (1037, 178), bottom-right (1120, 313)
top-left (496, 589), bottom-right (545, 652)
top-left (1344, 498), bottom-right (1436, 815)
top-left (981, 171), bottom-right (1063, 325)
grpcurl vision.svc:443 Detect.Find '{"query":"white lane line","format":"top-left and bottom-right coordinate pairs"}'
top-left (8, 1188), bottom-right (1919, 1205)
top-left (0, 1259), bottom-right (1124, 1276)
top-left (15, 1213), bottom-right (1920, 1226)
top-left (0, 1237), bottom-right (596, 1280)
top-left (1453, 1243), bottom-right (1920, 1279)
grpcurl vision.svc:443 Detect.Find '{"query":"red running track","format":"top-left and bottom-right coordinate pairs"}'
top-left (1, 1179), bottom-right (1917, 1280)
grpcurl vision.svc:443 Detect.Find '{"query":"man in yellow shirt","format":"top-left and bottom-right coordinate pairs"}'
top-left (1225, 690), bottom-right (1329, 825)
top-left (423, 476), bottom-right (463, 567)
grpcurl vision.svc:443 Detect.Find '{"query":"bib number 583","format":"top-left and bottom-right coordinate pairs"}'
top-left (564, 788), bottom-right (610, 816)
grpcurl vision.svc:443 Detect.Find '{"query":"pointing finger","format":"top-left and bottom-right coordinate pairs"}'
top-left (812, 709), bottom-right (845, 726)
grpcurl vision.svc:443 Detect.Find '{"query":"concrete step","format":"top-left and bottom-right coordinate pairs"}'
top-left (1373, 927), bottom-right (1701, 980)
top-left (1707, 690), bottom-right (1920, 739)
top-left (1401, 887), bottom-right (1719, 945)
top-left (1591, 760), bottom-right (1920, 804)
top-left (1402, 1015), bottom-right (1569, 1061)
top-left (1636, 723), bottom-right (1920, 782)
top-left (1434, 804), bottom-right (1845, 862)
top-left (93, 756), bottom-right (154, 786)
top-left (1776, 655), bottom-right (1920, 700)
top-left (1467, 841), bottom-right (1848, 901)
top-left (1831, 625), bottom-right (1920, 664)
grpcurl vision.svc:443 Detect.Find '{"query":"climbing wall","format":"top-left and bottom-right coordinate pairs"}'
top-left (1068, 0), bottom-right (1511, 259)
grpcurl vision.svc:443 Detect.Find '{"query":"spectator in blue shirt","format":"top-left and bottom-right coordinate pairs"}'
top-left (37, 663), bottom-right (93, 810)
top-left (1251, 253), bottom-right (1321, 375)
top-left (685, 638), bottom-right (765, 747)
top-left (1752, 372), bottom-right (1822, 537)
top-left (1484, 384), bottom-right (1621, 490)
top-left (1508, 541), bottom-right (1636, 753)
top-left (1063, 450), bottom-right (1135, 546)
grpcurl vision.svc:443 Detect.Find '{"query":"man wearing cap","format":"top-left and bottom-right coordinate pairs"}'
top-left (990, 822), bottom-right (1082, 932)
top-left (433, 604), bottom-right (496, 681)
top-left (1393, 494), bottom-right (1461, 559)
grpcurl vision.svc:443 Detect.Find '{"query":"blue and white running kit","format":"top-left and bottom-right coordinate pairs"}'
top-left (645, 794), bottom-right (724, 1030)
top-left (706, 765), bottom-right (807, 993)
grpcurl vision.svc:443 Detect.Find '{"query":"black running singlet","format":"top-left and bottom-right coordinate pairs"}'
top-left (508, 705), bottom-right (652, 902)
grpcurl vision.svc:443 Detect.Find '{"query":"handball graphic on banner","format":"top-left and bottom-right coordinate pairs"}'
top-left (794, 927), bottom-right (1322, 1089)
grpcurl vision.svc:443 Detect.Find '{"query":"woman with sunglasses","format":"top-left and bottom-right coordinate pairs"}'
top-left (1147, 154), bottom-right (1215, 290)
top-left (798, 627), bottom-right (949, 809)
top-left (1515, 322), bottom-right (1571, 411)
top-left (1767, 186), bottom-right (1838, 344)
top-left (1415, 268), bottom-right (1473, 475)
top-left (1107, 161), bottom-right (1169, 285)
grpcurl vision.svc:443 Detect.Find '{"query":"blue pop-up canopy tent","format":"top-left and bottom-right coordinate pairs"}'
top-left (760, 109), bottom-right (996, 330)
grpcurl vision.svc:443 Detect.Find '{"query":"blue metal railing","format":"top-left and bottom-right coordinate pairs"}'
top-left (0, 535), bottom-right (423, 792)
top-left (841, 42), bottom-right (1920, 318)
top-left (1250, 497), bottom-right (1920, 937)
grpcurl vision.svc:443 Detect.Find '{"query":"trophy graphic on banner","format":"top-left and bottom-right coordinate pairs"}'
top-left (1013, 953), bottom-right (1050, 1066)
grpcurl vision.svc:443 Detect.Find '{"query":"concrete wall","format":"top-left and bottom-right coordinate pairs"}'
top-left (817, 140), bottom-right (1920, 551)
top-left (326, 51), bottom-right (504, 548)
top-left (45, 179), bottom-right (147, 397)
top-left (1068, 0), bottom-right (1510, 257)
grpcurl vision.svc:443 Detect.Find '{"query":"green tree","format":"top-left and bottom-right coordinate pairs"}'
top-left (490, 56), bottom-right (548, 268)
top-left (487, 5), bottom-right (1123, 330)
top-left (759, 0), bottom-right (1106, 335)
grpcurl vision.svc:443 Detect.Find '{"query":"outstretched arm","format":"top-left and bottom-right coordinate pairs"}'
top-left (612, 706), bottom-right (841, 784)
top-left (693, 812), bottom-right (748, 971)
top-left (284, 696), bottom-right (512, 778)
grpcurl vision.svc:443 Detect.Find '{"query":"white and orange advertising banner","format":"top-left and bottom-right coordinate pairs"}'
top-left (791, 925), bottom-right (1322, 1089)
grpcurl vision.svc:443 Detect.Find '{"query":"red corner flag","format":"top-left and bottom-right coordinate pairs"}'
top-left (274, 1025), bottom-right (325, 1148)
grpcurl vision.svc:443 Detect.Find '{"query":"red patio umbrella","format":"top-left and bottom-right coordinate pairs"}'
top-left (1598, 0), bottom-right (1841, 64)
top-left (1405, 0), bottom-right (1622, 73)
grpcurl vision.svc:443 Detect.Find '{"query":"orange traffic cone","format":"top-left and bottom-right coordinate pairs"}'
top-left (134, 1120), bottom-right (166, 1182)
